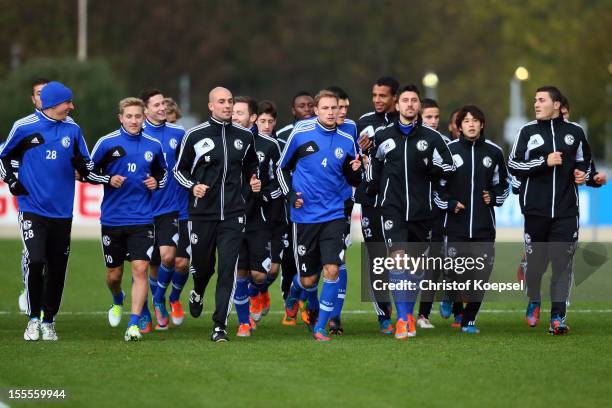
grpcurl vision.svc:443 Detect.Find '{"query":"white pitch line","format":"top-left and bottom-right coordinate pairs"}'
top-left (2, 309), bottom-right (612, 316)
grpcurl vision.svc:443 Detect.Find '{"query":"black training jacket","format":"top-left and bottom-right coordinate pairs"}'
top-left (246, 132), bottom-right (286, 231)
top-left (354, 110), bottom-right (399, 206)
top-left (174, 117), bottom-right (258, 221)
top-left (435, 133), bottom-right (509, 239)
top-left (508, 116), bottom-right (591, 218)
top-left (366, 119), bottom-right (455, 221)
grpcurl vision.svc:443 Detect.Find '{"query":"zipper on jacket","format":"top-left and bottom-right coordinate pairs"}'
top-left (194, 144), bottom-right (199, 209)
top-left (381, 179), bottom-right (390, 206)
top-left (374, 159), bottom-right (383, 207)
top-left (469, 143), bottom-right (475, 239)
top-left (573, 184), bottom-right (578, 207)
top-left (550, 120), bottom-right (556, 218)
top-left (221, 126), bottom-right (228, 220)
top-left (404, 139), bottom-right (409, 221)
top-left (193, 133), bottom-right (201, 208)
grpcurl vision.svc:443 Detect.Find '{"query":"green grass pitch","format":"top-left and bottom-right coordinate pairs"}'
top-left (0, 239), bottom-right (611, 407)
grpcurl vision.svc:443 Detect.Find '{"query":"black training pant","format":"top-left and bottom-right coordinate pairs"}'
top-left (188, 217), bottom-right (244, 329)
top-left (361, 204), bottom-right (392, 320)
top-left (280, 223), bottom-right (297, 300)
top-left (418, 208), bottom-right (447, 317)
top-left (446, 235), bottom-right (495, 326)
top-left (524, 215), bottom-right (578, 318)
top-left (19, 212), bottom-right (72, 323)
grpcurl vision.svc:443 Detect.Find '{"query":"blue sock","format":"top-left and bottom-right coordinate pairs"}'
top-left (154, 264), bottom-right (174, 304)
top-left (169, 271), bottom-right (189, 303)
top-left (405, 268), bottom-right (423, 315)
top-left (390, 269), bottom-right (410, 321)
top-left (305, 285), bottom-right (319, 311)
top-left (287, 274), bottom-right (302, 306)
top-left (112, 290), bottom-right (125, 306)
top-left (128, 313), bottom-right (139, 327)
top-left (234, 278), bottom-right (250, 325)
top-left (394, 304), bottom-right (409, 321)
top-left (298, 287), bottom-right (307, 302)
top-left (141, 298), bottom-right (151, 318)
top-left (248, 280), bottom-right (260, 298)
top-left (149, 276), bottom-right (158, 296)
top-left (331, 264), bottom-right (347, 319)
top-left (406, 301), bottom-right (416, 315)
top-left (314, 277), bottom-right (339, 331)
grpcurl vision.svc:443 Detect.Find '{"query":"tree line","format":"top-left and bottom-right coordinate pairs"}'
top-left (0, 0), bottom-right (610, 159)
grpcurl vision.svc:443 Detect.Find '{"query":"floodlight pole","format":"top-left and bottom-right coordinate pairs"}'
top-left (77, 0), bottom-right (88, 62)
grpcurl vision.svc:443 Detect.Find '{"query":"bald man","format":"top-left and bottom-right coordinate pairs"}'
top-left (174, 86), bottom-right (261, 342)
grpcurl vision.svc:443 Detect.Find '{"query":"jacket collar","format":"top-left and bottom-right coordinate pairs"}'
top-left (382, 110), bottom-right (399, 125)
top-left (36, 109), bottom-right (61, 123)
top-left (120, 126), bottom-right (142, 138)
top-left (537, 114), bottom-right (564, 127)
top-left (144, 118), bottom-right (165, 128)
top-left (394, 117), bottom-right (422, 136)
top-left (459, 132), bottom-right (486, 146)
top-left (209, 116), bottom-right (232, 127)
top-left (315, 119), bottom-right (336, 133)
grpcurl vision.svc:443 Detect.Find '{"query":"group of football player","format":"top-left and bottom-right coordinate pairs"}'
top-left (3, 75), bottom-right (606, 342)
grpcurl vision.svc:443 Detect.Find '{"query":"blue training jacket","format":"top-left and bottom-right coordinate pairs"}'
top-left (0, 110), bottom-right (108, 218)
top-left (91, 126), bottom-right (167, 227)
top-left (292, 117), bottom-right (359, 202)
top-left (277, 119), bottom-right (359, 224)
top-left (143, 119), bottom-right (189, 220)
